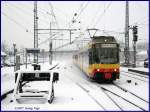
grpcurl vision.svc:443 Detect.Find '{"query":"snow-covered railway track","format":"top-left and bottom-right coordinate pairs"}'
top-left (113, 83), bottom-right (149, 103)
top-left (62, 66), bottom-right (122, 110)
top-left (101, 87), bottom-right (146, 111)
top-left (75, 83), bottom-right (106, 110)
top-left (99, 87), bottom-right (123, 110)
top-left (51, 63), bottom-right (148, 110)
top-left (96, 84), bottom-right (148, 111)
top-left (63, 73), bottom-right (107, 110)
top-left (121, 71), bottom-right (148, 83)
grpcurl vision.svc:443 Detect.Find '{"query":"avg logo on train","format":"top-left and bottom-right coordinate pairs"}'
top-left (73, 36), bottom-right (120, 82)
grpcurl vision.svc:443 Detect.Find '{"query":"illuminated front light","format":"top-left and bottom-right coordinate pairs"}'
top-left (114, 69), bottom-right (117, 72)
top-left (97, 69), bottom-right (100, 72)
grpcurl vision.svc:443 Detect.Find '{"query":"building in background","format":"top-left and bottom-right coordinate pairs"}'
top-left (1, 51), bottom-right (7, 67)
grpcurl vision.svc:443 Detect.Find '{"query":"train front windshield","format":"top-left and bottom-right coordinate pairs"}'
top-left (93, 44), bottom-right (119, 64)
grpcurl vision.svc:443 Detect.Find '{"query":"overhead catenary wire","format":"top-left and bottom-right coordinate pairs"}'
top-left (46, 2), bottom-right (90, 50)
top-left (87, 4), bottom-right (103, 29)
top-left (38, 2), bottom-right (63, 48)
top-left (73, 2), bottom-right (90, 23)
top-left (88, 2), bottom-right (148, 37)
top-left (39, 2), bottom-right (86, 50)
top-left (48, 2), bottom-right (60, 29)
top-left (54, 37), bottom-right (79, 50)
top-left (50, 3), bottom-right (69, 17)
top-left (5, 3), bottom-right (33, 25)
top-left (6, 2), bottom-right (60, 50)
top-left (5, 2), bottom-right (63, 49)
top-left (105, 17), bottom-right (148, 36)
top-left (130, 19), bottom-right (148, 26)
top-left (38, 29), bottom-right (78, 47)
top-left (56, 2), bottom-right (90, 50)
top-left (38, 33), bottom-right (57, 46)
top-left (2, 12), bottom-right (33, 34)
top-left (69, 2), bottom-right (90, 29)
top-left (84, 3), bottom-right (109, 37)
top-left (69, 2), bottom-right (84, 25)
top-left (112, 19), bottom-right (148, 35)
top-left (3, 2), bottom-right (148, 51)
top-left (5, 2), bottom-right (50, 25)
top-left (131, 2), bottom-right (148, 13)
top-left (76, 2), bottom-right (112, 43)
top-left (92, 1), bottom-right (112, 28)
top-left (64, 1), bottom-right (131, 51)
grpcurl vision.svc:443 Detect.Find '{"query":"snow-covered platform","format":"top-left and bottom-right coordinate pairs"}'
top-left (1, 61), bottom-right (58, 100)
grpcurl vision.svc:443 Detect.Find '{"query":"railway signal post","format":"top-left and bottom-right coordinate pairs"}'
top-left (13, 44), bottom-right (17, 72)
top-left (132, 25), bottom-right (138, 67)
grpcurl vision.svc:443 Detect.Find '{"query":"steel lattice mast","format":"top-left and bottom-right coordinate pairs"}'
top-left (34, 1), bottom-right (38, 63)
top-left (124, 1), bottom-right (130, 65)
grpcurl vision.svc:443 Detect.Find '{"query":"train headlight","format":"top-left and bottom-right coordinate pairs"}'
top-left (97, 69), bottom-right (100, 72)
top-left (114, 69), bottom-right (117, 72)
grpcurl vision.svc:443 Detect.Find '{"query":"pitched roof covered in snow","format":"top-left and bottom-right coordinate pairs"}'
top-left (1, 51), bottom-right (7, 57)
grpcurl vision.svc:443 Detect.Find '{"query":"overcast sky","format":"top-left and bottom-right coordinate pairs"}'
top-left (1, 1), bottom-right (149, 51)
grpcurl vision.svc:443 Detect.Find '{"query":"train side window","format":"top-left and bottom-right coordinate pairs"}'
top-left (93, 48), bottom-right (99, 63)
top-left (89, 51), bottom-right (92, 64)
top-left (75, 55), bottom-right (78, 60)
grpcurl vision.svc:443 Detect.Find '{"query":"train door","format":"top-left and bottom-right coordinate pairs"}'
top-left (88, 48), bottom-right (94, 77)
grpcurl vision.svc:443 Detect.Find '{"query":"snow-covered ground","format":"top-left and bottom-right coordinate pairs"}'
top-left (1, 60), bottom-right (149, 111)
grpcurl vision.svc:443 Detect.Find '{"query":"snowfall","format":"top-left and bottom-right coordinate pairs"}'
top-left (1, 59), bottom-right (149, 111)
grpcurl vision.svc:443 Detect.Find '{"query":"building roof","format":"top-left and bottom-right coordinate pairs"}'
top-left (1, 51), bottom-right (7, 56)
top-left (137, 51), bottom-right (148, 55)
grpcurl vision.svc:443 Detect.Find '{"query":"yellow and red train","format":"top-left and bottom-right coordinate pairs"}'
top-left (73, 36), bottom-right (120, 81)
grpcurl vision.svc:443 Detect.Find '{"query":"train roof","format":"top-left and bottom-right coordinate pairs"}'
top-left (73, 36), bottom-right (119, 55)
top-left (91, 36), bottom-right (117, 43)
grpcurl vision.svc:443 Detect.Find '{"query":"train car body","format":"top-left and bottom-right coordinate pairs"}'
top-left (73, 36), bottom-right (120, 81)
